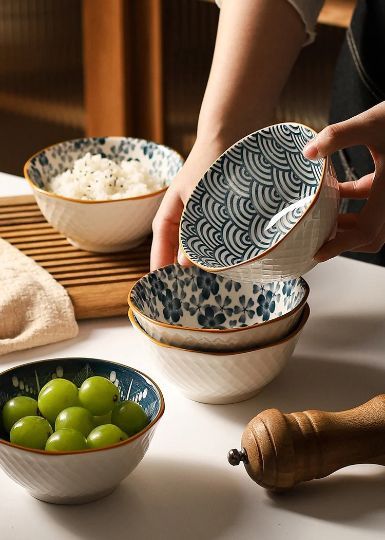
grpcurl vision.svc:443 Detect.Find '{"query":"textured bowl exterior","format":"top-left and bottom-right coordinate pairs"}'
top-left (24, 137), bottom-right (184, 253)
top-left (218, 159), bottom-right (339, 282)
top-left (0, 424), bottom-right (157, 504)
top-left (130, 305), bottom-right (309, 404)
top-left (33, 188), bottom-right (164, 252)
top-left (0, 358), bottom-right (164, 504)
top-left (135, 305), bottom-right (304, 351)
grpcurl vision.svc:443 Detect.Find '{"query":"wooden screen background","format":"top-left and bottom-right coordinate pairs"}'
top-left (0, 0), bottom-right (353, 175)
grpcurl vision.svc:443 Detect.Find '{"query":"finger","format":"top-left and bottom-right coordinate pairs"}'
top-left (177, 247), bottom-right (193, 267)
top-left (303, 113), bottom-right (375, 159)
top-left (349, 221), bottom-right (385, 253)
top-left (315, 228), bottom-right (375, 262)
top-left (337, 213), bottom-right (358, 230)
top-left (150, 192), bottom-right (184, 271)
top-left (356, 163), bottom-right (385, 240)
top-left (338, 173), bottom-right (374, 199)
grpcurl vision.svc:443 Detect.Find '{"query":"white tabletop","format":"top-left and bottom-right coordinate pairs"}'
top-left (1, 173), bottom-right (385, 540)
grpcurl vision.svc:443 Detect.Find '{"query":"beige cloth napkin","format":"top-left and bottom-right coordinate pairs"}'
top-left (0, 238), bottom-right (78, 356)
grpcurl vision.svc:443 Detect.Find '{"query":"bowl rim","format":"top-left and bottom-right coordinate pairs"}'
top-left (127, 265), bottom-right (309, 334)
top-left (179, 122), bottom-right (329, 272)
top-left (23, 136), bottom-right (184, 205)
top-left (128, 303), bottom-right (310, 355)
top-left (0, 357), bottom-right (165, 456)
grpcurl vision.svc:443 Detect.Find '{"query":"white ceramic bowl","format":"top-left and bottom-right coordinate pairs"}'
top-left (24, 137), bottom-right (184, 253)
top-left (0, 357), bottom-right (164, 504)
top-left (129, 264), bottom-right (309, 351)
top-left (129, 304), bottom-right (309, 405)
top-left (180, 123), bottom-right (339, 282)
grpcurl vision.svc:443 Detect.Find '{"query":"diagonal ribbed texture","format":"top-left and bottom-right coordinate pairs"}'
top-left (0, 426), bottom-right (156, 504)
top-left (143, 331), bottom-right (303, 404)
top-left (137, 306), bottom-right (303, 352)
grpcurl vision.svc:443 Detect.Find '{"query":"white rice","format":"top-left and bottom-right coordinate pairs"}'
top-left (49, 152), bottom-right (163, 200)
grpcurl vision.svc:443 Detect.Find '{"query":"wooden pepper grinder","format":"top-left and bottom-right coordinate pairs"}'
top-left (228, 395), bottom-right (385, 491)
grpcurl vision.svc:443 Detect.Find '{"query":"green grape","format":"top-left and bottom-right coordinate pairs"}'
top-left (2, 396), bottom-right (39, 433)
top-left (38, 379), bottom-right (79, 425)
top-left (10, 416), bottom-right (53, 450)
top-left (55, 407), bottom-right (94, 437)
top-left (93, 412), bottom-right (112, 427)
top-left (111, 400), bottom-right (149, 436)
top-left (45, 429), bottom-right (87, 452)
top-left (87, 424), bottom-right (127, 449)
top-left (78, 376), bottom-right (119, 416)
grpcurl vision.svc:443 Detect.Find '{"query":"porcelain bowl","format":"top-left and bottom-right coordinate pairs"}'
top-left (0, 357), bottom-right (164, 504)
top-left (24, 137), bottom-right (184, 252)
top-left (129, 304), bottom-right (309, 404)
top-left (180, 123), bottom-right (339, 282)
top-left (128, 264), bottom-right (309, 352)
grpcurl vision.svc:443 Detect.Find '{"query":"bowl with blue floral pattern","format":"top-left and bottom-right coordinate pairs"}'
top-left (0, 357), bottom-right (164, 504)
top-left (180, 123), bottom-right (339, 282)
top-left (24, 137), bottom-right (184, 252)
top-left (128, 264), bottom-right (309, 352)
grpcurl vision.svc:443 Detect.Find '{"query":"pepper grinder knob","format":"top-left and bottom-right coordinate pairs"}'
top-left (228, 448), bottom-right (248, 466)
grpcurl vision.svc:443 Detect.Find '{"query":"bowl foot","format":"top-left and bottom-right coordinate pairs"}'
top-left (29, 486), bottom-right (117, 505)
top-left (66, 236), bottom-right (146, 253)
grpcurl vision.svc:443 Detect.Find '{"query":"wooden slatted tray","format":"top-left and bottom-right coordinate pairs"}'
top-left (0, 195), bottom-right (151, 319)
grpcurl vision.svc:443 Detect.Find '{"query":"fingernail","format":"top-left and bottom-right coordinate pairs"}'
top-left (303, 142), bottom-right (320, 160)
top-left (177, 249), bottom-right (189, 266)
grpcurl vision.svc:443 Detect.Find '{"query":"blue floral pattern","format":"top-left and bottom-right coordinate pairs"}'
top-left (25, 137), bottom-right (184, 193)
top-left (130, 263), bottom-right (308, 330)
top-left (256, 290), bottom-right (276, 321)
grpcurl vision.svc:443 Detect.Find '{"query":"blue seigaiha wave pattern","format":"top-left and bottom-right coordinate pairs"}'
top-left (180, 124), bottom-right (323, 268)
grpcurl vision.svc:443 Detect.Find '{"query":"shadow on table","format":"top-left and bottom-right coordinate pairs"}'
top-left (41, 457), bottom-right (246, 540)
top-left (301, 312), bottom-right (385, 352)
top-left (207, 354), bottom-right (385, 427)
top-left (206, 311), bottom-right (385, 427)
top-left (267, 468), bottom-right (385, 529)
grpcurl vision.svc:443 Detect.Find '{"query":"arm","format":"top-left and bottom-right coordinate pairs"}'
top-left (151, 0), bottom-right (314, 270)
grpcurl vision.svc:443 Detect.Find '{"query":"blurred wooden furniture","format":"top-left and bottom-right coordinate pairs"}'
top-left (0, 0), bottom-right (356, 174)
top-left (82, 0), bottom-right (163, 141)
top-left (83, 0), bottom-right (355, 144)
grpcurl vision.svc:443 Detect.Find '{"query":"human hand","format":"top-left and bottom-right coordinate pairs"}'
top-left (303, 101), bottom-right (385, 262)
top-left (150, 139), bottom-right (226, 271)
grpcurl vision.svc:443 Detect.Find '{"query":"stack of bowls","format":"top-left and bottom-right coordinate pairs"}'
top-left (128, 264), bottom-right (309, 404)
top-left (129, 122), bottom-right (339, 405)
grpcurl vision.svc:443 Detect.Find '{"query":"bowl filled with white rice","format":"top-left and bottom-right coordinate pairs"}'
top-left (24, 137), bottom-right (184, 252)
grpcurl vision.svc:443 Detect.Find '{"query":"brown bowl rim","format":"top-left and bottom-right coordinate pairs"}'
top-left (128, 303), bottom-right (310, 356)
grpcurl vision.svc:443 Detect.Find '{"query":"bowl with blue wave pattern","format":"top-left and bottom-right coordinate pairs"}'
top-left (128, 263), bottom-right (309, 352)
top-left (129, 304), bottom-right (310, 404)
top-left (24, 137), bottom-right (184, 252)
top-left (180, 123), bottom-right (339, 282)
top-left (0, 357), bottom-right (164, 504)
